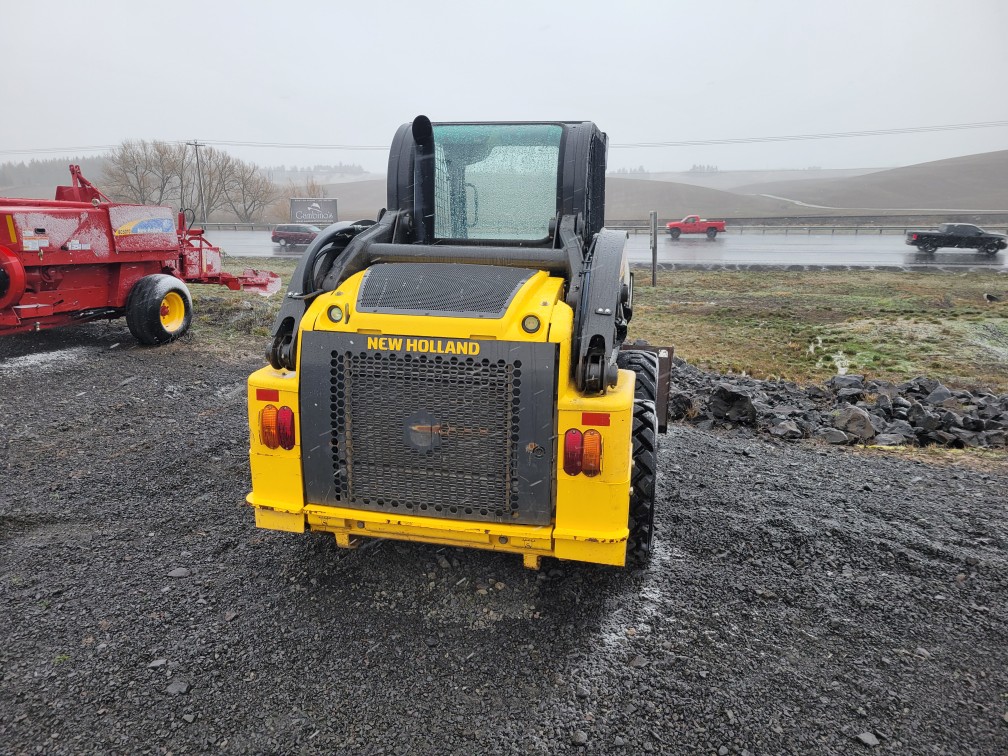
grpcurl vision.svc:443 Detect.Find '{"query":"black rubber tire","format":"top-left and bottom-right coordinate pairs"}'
top-left (706, 227), bottom-right (718, 239)
top-left (669, 228), bottom-right (681, 240)
top-left (617, 349), bottom-right (659, 405)
top-left (984, 243), bottom-right (1000, 256)
top-left (921, 241), bottom-right (938, 253)
top-left (125, 274), bottom-right (193, 346)
top-left (278, 238), bottom-right (288, 247)
top-left (627, 401), bottom-right (658, 568)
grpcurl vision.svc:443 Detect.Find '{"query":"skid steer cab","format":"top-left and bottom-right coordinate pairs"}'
top-left (247, 117), bottom-right (671, 568)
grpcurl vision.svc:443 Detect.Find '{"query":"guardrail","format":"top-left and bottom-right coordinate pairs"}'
top-left (195, 222), bottom-right (276, 232)
top-left (608, 223), bottom-right (1008, 236)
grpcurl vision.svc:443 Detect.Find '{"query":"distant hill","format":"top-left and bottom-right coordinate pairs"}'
top-left (328, 161), bottom-right (1008, 224)
top-left (734, 150), bottom-right (1008, 211)
top-left (0, 156), bottom-right (106, 198)
top-left (325, 176), bottom-right (805, 223)
top-left (631, 167), bottom-right (887, 192)
top-left (604, 177), bottom-right (797, 220)
top-left (0, 183), bottom-right (54, 199)
top-left (322, 179), bottom-right (387, 221)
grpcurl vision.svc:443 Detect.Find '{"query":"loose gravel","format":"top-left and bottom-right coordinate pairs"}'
top-left (1, 323), bottom-right (1006, 755)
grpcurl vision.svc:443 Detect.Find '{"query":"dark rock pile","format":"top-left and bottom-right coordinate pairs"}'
top-left (667, 358), bottom-right (1008, 448)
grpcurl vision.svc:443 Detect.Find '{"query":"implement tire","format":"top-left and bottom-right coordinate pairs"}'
top-left (126, 274), bottom-right (193, 346)
top-left (627, 400), bottom-right (658, 569)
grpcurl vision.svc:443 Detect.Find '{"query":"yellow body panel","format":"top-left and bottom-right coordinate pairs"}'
top-left (246, 368), bottom-right (303, 524)
top-left (247, 268), bottom-right (635, 567)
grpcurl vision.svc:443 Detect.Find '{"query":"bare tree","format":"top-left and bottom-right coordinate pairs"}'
top-left (103, 140), bottom-right (182, 205)
top-left (224, 161), bottom-right (280, 222)
top-left (265, 176), bottom-right (329, 223)
top-left (195, 146), bottom-right (236, 219)
top-left (101, 140), bottom-right (278, 222)
top-left (302, 175), bottom-right (327, 199)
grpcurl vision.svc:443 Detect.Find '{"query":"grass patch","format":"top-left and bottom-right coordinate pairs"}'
top-left (631, 269), bottom-right (1008, 392)
top-left (187, 257), bottom-right (297, 352)
top-left (190, 259), bottom-right (1008, 393)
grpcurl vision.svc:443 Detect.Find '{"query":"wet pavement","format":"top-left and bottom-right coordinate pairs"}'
top-left (208, 229), bottom-right (1007, 272)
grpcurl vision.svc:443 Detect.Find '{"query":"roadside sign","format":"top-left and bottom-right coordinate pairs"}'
top-left (290, 197), bottom-right (338, 225)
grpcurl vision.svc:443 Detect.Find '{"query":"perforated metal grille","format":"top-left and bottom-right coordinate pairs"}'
top-left (356, 263), bottom-right (535, 318)
top-left (330, 351), bottom-right (522, 522)
top-left (299, 333), bottom-right (557, 526)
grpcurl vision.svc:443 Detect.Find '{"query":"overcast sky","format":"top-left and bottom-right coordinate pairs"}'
top-left (4, 0), bottom-right (1007, 173)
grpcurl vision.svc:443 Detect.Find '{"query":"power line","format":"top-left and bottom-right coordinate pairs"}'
top-left (0, 138), bottom-right (384, 157)
top-left (201, 139), bottom-right (387, 151)
top-left (1, 120), bottom-right (1006, 158)
top-left (0, 144), bottom-right (121, 156)
top-left (609, 120), bottom-right (1008, 148)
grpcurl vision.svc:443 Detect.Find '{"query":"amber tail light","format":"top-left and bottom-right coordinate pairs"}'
top-left (582, 429), bottom-right (603, 476)
top-left (260, 404), bottom-right (295, 450)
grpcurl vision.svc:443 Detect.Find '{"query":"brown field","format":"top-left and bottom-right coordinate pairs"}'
top-left (733, 150), bottom-right (1008, 211)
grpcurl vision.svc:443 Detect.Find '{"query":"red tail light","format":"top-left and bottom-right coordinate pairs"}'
top-left (277, 406), bottom-right (296, 450)
top-left (911, 233), bottom-right (918, 240)
top-left (563, 429), bottom-right (583, 475)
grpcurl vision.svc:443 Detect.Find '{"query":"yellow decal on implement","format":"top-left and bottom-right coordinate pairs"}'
top-left (5, 215), bottom-right (16, 243)
top-left (366, 336), bottom-right (481, 356)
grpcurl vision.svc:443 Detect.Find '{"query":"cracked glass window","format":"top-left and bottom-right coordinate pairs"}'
top-left (433, 124), bottom-right (562, 241)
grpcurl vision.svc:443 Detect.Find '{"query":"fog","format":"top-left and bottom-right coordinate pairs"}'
top-left (3, 0), bottom-right (1007, 172)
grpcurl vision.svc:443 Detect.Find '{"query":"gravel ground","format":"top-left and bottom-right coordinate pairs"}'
top-left (1, 322), bottom-right (1006, 755)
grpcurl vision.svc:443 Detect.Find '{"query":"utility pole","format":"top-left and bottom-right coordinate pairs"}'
top-left (649, 210), bottom-right (658, 286)
top-left (187, 139), bottom-right (208, 225)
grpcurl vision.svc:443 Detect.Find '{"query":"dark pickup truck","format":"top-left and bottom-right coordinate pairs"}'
top-left (906, 223), bottom-right (1006, 256)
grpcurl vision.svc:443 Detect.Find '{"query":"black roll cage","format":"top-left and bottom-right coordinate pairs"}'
top-left (267, 116), bottom-right (632, 395)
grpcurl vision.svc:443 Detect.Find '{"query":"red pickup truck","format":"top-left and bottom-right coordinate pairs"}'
top-left (666, 215), bottom-right (726, 239)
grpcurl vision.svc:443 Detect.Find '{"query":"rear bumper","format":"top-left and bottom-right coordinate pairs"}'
top-left (247, 496), bottom-right (628, 568)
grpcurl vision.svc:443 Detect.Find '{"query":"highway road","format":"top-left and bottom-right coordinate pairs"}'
top-left (211, 230), bottom-right (1007, 271)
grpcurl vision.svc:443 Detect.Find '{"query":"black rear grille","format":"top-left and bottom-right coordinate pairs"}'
top-left (356, 263), bottom-right (535, 318)
top-left (300, 333), bottom-right (557, 525)
top-left (332, 351), bottom-right (519, 519)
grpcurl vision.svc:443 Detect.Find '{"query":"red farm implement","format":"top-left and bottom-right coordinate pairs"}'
top-left (0, 166), bottom-right (281, 344)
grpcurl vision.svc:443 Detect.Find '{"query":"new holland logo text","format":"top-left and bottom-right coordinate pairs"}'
top-left (367, 336), bottom-right (481, 355)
